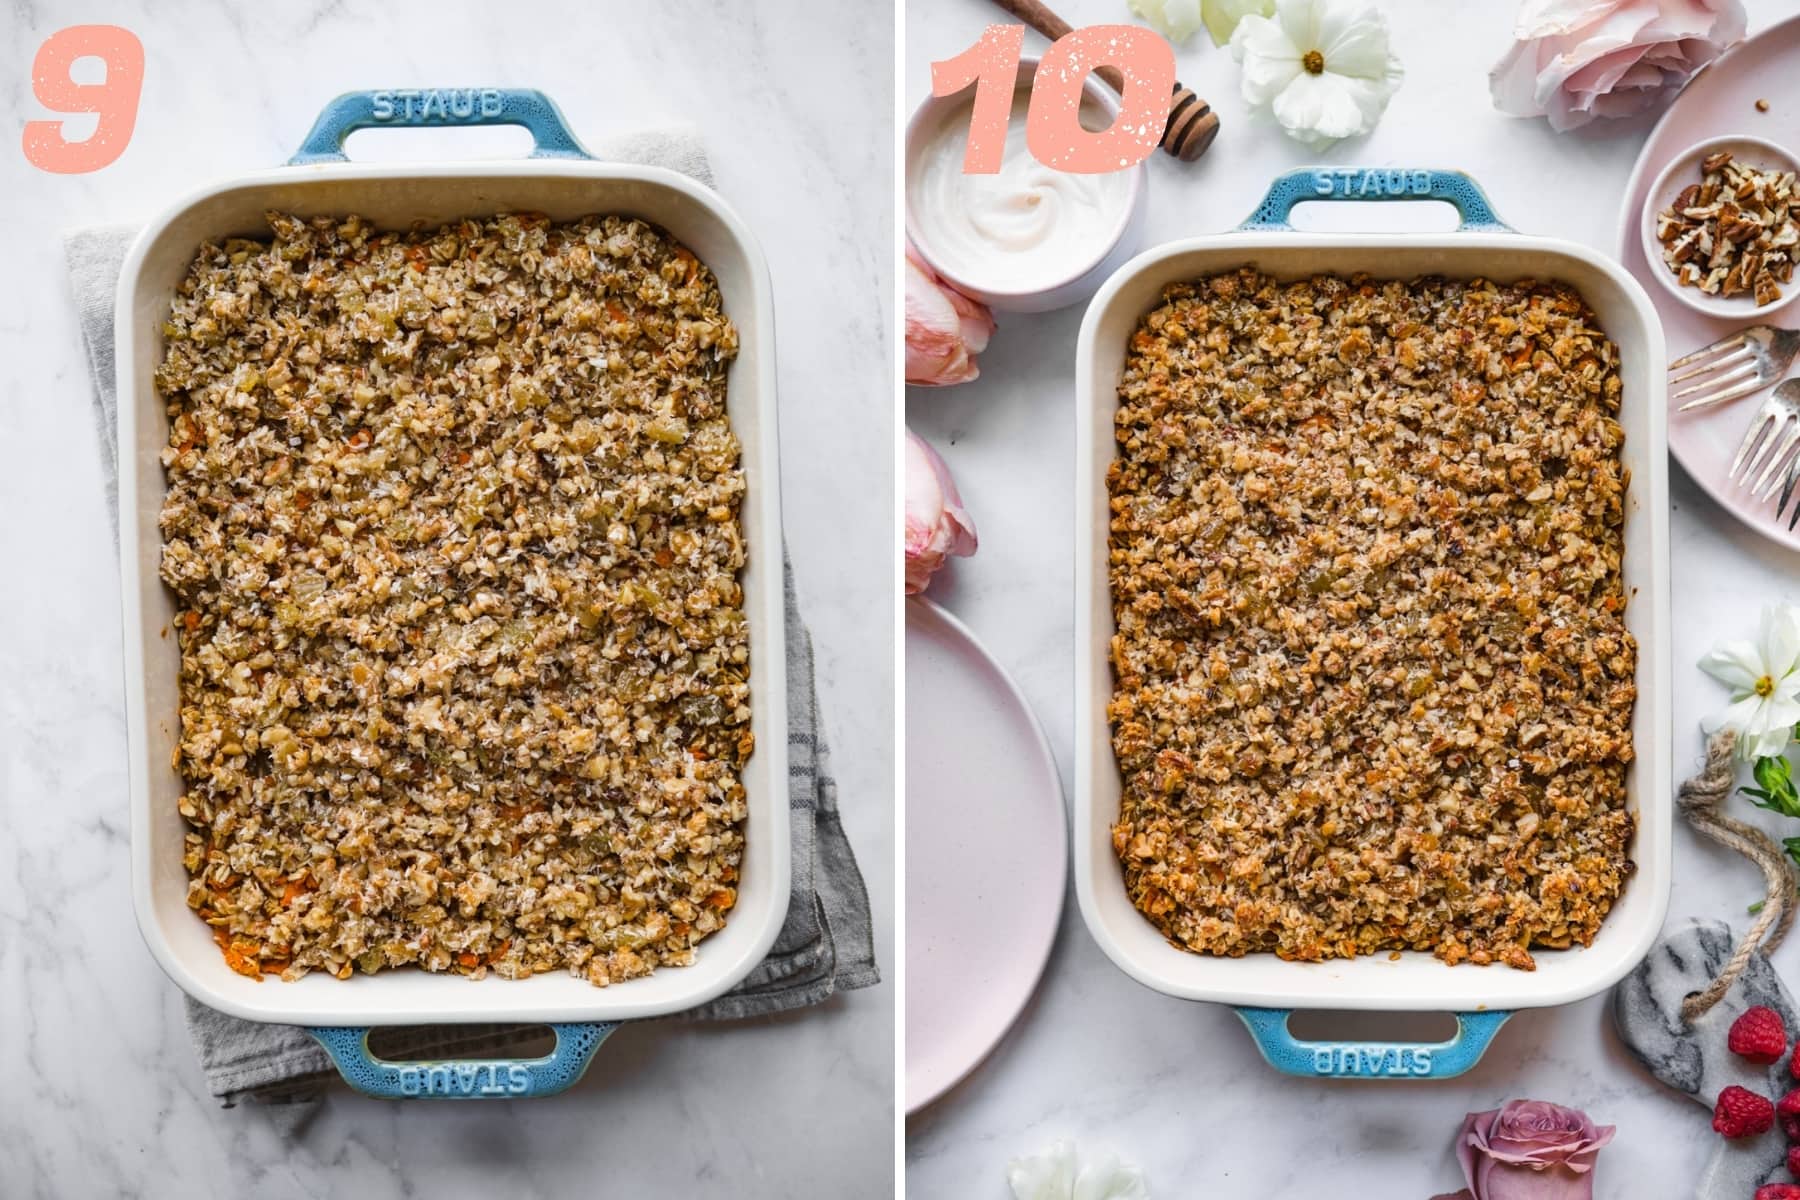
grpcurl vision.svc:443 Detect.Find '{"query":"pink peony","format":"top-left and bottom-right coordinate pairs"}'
top-left (905, 245), bottom-right (996, 387)
top-left (1453, 1100), bottom-right (1616, 1200)
top-left (904, 430), bottom-right (977, 595)
top-left (1490, 0), bottom-right (1746, 132)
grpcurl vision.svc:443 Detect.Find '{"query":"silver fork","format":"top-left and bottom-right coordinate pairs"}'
top-left (1729, 380), bottom-right (1800, 526)
top-left (1671, 325), bottom-right (1800, 412)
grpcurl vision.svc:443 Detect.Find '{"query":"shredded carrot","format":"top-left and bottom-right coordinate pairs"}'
top-left (213, 929), bottom-right (264, 980)
top-left (604, 300), bottom-right (627, 323)
top-left (457, 952), bottom-right (480, 969)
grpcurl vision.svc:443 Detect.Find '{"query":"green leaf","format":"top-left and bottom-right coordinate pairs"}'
top-left (1744, 755), bottom-right (1800, 817)
top-left (1202, 0), bottom-right (1274, 46)
top-left (1744, 786), bottom-right (1795, 816)
top-left (1751, 899), bottom-right (1767, 914)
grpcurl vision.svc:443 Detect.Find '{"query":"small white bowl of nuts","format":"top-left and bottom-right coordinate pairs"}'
top-left (1642, 134), bottom-right (1800, 320)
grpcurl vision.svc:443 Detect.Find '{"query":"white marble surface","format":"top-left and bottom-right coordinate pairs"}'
top-left (906, 1), bottom-right (1800, 1195)
top-left (0, 2), bottom-right (892, 1196)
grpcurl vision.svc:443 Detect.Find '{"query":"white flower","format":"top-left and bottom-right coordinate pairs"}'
top-left (1229, 0), bottom-right (1403, 149)
top-left (1700, 605), bottom-right (1800, 761)
top-left (1203, 0), bottom-right (1274, 46)
top-left (1129, 0), bottom-right (1206, 44)
top-left (1008, 1140), bottom-right (1150, 1200)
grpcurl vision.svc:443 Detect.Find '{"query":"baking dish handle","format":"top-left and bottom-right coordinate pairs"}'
top-left (1239, 168), bottom-right (1511, 233)
top-left (1233, 1007), bottom-right (1512, 1080)
top-left (308, 1022), bottom-right (618, 1098)
top-left (288, 88), bottom-right (591, 165)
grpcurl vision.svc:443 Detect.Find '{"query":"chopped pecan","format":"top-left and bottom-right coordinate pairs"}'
top-left (1659, 152), bottom-right (1795, 305)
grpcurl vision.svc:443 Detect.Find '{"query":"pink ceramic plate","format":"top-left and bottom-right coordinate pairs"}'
top-left (905, 597), bottom-right (1066, 1114)
top-left (1619, 12), bottom-right (1800, 552)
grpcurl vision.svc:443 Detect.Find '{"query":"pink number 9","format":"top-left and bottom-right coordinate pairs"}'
top-left (22, 25), bottom-right (144, 174)
top-left (1027, 25), bottom-right (1173, 174)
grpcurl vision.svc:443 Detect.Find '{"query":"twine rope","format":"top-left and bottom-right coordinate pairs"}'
top-left (1677, 729), bottom-right (1799, 1023)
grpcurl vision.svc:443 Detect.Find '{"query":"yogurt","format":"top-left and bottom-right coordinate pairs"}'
top-left (910, 88), bottom-right (1133, 296)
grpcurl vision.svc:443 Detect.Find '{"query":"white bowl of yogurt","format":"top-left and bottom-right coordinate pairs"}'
top-left (906, 57), bottom-right (1147, 314)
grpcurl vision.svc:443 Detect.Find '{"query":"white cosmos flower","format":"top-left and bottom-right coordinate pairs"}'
top-left (1700, 605), bottom-right (1800, 761)
top-left (1008, 1140), bottom-right (1150, 1200)
top-left (1229, 0), bottom-right (1404, 149)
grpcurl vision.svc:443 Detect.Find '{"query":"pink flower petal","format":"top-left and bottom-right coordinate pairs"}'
top-left (905, 246), bottom-right (996, 388)
top-left (1490, 0), bottom-right (1744, 130)
top-left (904, 430), bottom-right (977, 594)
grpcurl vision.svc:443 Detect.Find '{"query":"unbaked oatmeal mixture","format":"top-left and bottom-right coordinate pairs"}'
top-left (157, 211), bottom-right (750, 986)
top-left (1107, 268), bottom-right (1636, 970)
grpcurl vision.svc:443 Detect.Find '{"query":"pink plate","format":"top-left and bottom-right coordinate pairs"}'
top-left (905, 597), bottom-right (1066, 1114)
top-left (1619, 12), bottom-right (1800, 552)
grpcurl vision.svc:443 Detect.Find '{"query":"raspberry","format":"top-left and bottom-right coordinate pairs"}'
top-left (1789, 1144), bottom-right (1800, 1177)
top-left (1779, 1088), bottom-right (1800, 1140)
top-left (1754, 1185), bottom-right (1800, 1200)
top-left (1732, 1006), bottom-right (1790, 1065)
top-left (1715, 1085), bottom-right (1776, 1137)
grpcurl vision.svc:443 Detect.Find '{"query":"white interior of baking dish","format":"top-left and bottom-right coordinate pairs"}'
top-left (119, 162), bottom-right (789, 1025)
top-left (1074, 235), bottom-right (1671, 1012)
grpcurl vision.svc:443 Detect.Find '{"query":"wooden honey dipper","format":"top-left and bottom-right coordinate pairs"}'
top-left (989, 0), bottom-right (1220, 162)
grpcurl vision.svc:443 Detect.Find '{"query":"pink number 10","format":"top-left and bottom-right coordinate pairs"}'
top-left (22, 26), bottom-right (144, 174)
top-left (930, 23), bottom-right (1174, 175)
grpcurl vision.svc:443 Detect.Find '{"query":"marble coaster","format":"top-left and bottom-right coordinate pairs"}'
top-left (1612, 918), bottom-right (1797, 1197)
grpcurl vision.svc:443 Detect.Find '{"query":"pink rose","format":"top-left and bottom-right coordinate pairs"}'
top-left (904, 430), bottom-right (977, 595)
top-left (1490, 0), bottom-right (1746, 132)
top-left (905, 245), bottom-right (995, 387)
top-left (1453, 1100), bottom-right (1616, 1200)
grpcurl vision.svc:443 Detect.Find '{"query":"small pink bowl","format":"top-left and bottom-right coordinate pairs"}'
top-left (905, 56), bottom-right (1147, 314)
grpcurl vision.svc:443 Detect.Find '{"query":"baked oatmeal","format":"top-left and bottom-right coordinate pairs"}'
top-left (1107, 269), bottom-right (1635, 970)
top-left (156, 211), bottom-right (751, 986)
